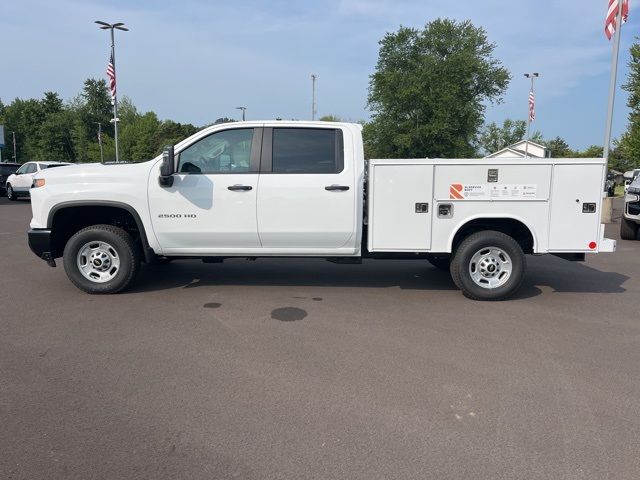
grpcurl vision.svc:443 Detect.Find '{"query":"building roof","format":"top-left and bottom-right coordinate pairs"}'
top-left (485, 140), bottom-right (549, 158)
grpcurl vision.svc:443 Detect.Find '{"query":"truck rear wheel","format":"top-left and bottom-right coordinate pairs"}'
top-left (620, 217), bottom-right (638, 240)
top-left (450, 230), bottom-right (526, 301)
top-left (63, 224), bottom-right (141, 294)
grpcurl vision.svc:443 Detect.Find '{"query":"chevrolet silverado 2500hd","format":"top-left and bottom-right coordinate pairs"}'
top-left (27, 121), bottom-right (616, 300)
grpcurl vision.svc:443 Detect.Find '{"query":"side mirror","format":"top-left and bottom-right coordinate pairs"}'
top-left (159, 145), bottom-right (175, 187)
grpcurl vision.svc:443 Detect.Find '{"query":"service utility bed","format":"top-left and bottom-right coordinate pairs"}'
top-left (367, 157), bottom-right (617, 255)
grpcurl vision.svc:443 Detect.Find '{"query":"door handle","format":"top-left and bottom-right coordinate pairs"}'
top-left (228, 185), bottom-right (253, 191)
top-left (325, 185), bottom-right (350, 191)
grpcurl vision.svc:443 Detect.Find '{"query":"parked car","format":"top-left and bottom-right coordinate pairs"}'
top-left (5, 161), bottom-right (70, 200)
top-left (0, 162), bottom-right (20, 196)
top-left (623, 169), bottom-right (640, 194)
top-left (621, 175), bottom-right (640, 240)
top-left (604, 172), bottom-right (616, 197)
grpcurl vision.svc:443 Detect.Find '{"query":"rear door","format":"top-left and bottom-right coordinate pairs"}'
top-left (257, 127), bottom-right (356, 250)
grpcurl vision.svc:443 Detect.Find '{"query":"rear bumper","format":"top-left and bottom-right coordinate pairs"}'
top-left (598, 225), bottom-right (616, 252)
top-left (28, 229), bottom-right (56, 266)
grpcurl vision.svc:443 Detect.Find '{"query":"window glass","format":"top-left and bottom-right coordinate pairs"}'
top-left (178, 128), bottom-right (254, 174)
top-left (272, 128), bottom-right (342, 174)
top-left (25, 164), bottom-right (36, 174)
top-left (0, 165), bottom-right (18, 175)
top-left (15, 165), bottom-right (28, 175)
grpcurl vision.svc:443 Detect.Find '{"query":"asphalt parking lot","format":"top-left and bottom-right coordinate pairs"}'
top-left (1, 196), bottom-right (639, 480)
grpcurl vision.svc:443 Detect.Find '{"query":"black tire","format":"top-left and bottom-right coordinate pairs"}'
top-left (6, 184), bottom-right (17, 201)
top-left (620, 217), bottom-right (638, 241)
top-left (63, 224), bottom-right (141, 294)
top-left (427, 254), bottom-right (451, 271)
top-left (450, 230), bottom-right (526, 301)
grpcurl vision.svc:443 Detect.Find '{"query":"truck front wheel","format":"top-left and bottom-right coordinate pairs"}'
top-left (620, 217), bottom-right (638, 240)
top-left (63, 224), bottom-right (141, 294)
top-left (450, 231), bottom-right (526, 301)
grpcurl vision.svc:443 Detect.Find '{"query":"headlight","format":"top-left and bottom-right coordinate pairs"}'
top-left (32, 178), bottom-right (46, 188)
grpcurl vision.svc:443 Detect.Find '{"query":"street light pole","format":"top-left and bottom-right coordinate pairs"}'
top-left (235, 106), bottom-right (247, 121)
top-left (95, 20), bottom-right (128, 163)
top-left (96, 122), bottom-right (104, 163)
top-left (523, 72), bottom-right (540, 157)
top-left (311, 74), bottom-right (317, 121)
top-left (11, 131), bottom-right (16, 162)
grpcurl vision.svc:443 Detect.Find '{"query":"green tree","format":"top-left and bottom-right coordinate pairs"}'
top-left (619, 38), bottom-right (640, 169)
top-left (478, 119), bottom-right (526, 154)
top-left (544, 136), bottom-right (572, 158)
top-left (574, 145), bottom-right (603, 158)
top-left (319, 115), bottom-right (342, 122)
top-left (365, 19), bottom-right (510, 159)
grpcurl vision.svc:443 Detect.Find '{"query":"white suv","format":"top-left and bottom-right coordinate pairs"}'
top-left (5, 161), bottom-right (70, 200)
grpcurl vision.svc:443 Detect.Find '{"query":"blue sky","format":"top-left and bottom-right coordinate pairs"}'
top-left (1, 0), bottom-right (637, 150)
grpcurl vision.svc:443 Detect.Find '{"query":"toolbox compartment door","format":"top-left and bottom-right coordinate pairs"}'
top-left (548, 164), bottom-right (604, 251)
top-left (369, 164), bottom-right (434, 251)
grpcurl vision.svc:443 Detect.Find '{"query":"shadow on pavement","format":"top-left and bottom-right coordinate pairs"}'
top-left (128, 254), bottom-right (628, 299)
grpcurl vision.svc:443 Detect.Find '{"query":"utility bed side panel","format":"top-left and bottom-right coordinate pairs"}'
top-left (433, 164), bottom-right (552, 201)
top-left (368, 164), bottom-right (434, 251)
top-left (548, 164), bottom-right (605, 251)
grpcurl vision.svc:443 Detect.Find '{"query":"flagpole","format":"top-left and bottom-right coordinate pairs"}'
top-left (603, 0), bottom-right (625, 163)
top-left (524, 76), bottom-right (532, 157)
top-left (523, 73), bottom-right (539, 157)
top-left (110, 27), bottom-right (120, 163)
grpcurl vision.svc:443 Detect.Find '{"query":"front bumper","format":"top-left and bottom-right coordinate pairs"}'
top-left (28, 229), bottom-right (56, 267)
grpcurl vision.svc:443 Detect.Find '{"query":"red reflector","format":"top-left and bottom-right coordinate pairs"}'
top-left (589, 242), bottom-right (597, 250)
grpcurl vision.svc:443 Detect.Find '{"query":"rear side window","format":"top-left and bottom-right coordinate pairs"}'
top-left (0, 165), bottom-right (18, 175)
top-left (272, 128), bottom-right (343, 174)
top-left (25, 163), bottom-right (37, 174)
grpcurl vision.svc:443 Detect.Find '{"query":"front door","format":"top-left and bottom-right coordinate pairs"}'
top-left (12, 162), bottom-right (37, 192)
top-left (257, 127), bottom-right (356, 251)
top-left (148, 127), bottom-right (262, 254)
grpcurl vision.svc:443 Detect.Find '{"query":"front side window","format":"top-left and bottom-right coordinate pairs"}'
top-left (178, 128), bottom-right (254, 174)
top-left (272, 128), bottom-right (343, 174)
top-left (16, 164), bottom-right (29, 175)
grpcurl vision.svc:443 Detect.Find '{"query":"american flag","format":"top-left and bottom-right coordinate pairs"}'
top-left (605, 0), bottom-right (629, 40)
top-left (106, 52), bottom-right (116, 103)
top-left (528, 90), bottom-right (535, 122)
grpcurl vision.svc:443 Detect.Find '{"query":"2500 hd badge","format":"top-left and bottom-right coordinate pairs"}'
top-left (158, 214), bottom-right (197, 218)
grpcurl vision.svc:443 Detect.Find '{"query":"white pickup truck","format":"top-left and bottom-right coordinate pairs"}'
top-left (28, 121), bottom-right (616, 300)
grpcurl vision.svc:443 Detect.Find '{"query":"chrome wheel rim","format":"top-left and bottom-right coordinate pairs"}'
top-left (7, 186), bottom-right (12, 196)
top-left (468, 246), bottom-right (512, 289)
top-left (76, 241), bottom-right (121, 283)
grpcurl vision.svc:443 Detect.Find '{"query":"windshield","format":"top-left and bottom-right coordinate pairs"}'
top-left (0, 165), bottom-right (18, 175)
